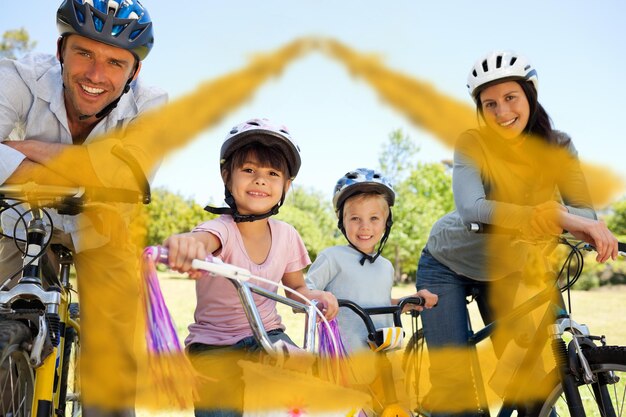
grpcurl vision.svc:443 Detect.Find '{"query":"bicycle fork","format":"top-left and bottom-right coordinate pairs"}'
top-left (550, 317), bottom-right (617, 417)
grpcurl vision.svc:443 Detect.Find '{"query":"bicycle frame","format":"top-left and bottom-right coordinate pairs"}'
top-left (339, 297), bottom-right (424, 417)
top-left (231, 277), bottom-right (319, 355)
top-left (453, 269), bottom-right (614, 417)
top-left (0, 191), bottom-right (81, 416)
top-left (153, 248), bottom-right (320, 356)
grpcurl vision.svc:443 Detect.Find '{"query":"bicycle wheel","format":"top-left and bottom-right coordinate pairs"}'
top-left (536, 345), bottom-right (626, 417)
top-left (60, 303), bottom-right (81, 417)
top-left (402, 327), bottom-right (426, 414)
top-left (0, 319), bottom-right (35, 417)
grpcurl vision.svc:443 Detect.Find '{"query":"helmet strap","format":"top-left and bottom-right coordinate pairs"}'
top-left (204, 187), bottom-right (283, 223)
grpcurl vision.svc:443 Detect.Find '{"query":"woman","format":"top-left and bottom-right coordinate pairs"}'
top-left (415, 50), bottom-right (617, 416)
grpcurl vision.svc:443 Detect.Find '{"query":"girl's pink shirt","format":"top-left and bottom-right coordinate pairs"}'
top-left (185, 215), bottom-right (311, 346)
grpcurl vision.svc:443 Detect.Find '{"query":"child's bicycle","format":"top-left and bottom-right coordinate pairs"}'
top-left (336, 297), bottom-right (426, 417)
top-left (0, 182), bottom-right (147, 417)
top-left (402, 223), bottom-right (626, 417)
top-left (149, 245), bottom-right (425, 416)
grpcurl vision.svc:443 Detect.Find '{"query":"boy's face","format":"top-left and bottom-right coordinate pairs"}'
top-left (342, 195), bottom-right (388, 254)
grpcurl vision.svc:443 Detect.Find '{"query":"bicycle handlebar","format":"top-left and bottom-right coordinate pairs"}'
top-left (466, 222), bottom-right (626, 255)
top-left (0, 182), bottom-right (147, 214)
top-left (337, 296), bottom-right (425, 343)
top-left (145, 245), bottom-right (332, 356)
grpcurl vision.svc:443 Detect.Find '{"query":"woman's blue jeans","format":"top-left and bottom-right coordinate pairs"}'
top-left (415, 248), bottom-right (493, 417)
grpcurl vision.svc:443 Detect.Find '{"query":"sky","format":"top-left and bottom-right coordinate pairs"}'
top-left (2, 1), bottom-right (625, 206)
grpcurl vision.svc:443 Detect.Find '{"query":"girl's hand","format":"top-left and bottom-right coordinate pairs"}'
top-left (313, 291), bottom-right (339, 321)
top-left (163, 232), bottom-right (208, 278)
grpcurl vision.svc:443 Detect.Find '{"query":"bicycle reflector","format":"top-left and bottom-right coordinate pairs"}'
top-left (368, 327), bottom-right (404, 352)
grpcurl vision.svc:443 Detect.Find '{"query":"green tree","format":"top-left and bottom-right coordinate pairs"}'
top-left (277, 185), bottom-right (341, 261)
top-left (0, 28), bottom-right (36, 59)
top-left (142, 187), bottom-right (213, 246)
top-left (378, 128), bottom-right (420, 184)
top-left (384, 162), bottom-right (453, 280)
top-left (377, 128), bottom-right (451, 282)
top-left (607, 198), bottom-right (626, 237)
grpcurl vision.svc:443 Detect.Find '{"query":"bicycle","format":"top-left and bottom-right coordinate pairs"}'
top-left (0, 182), bottom-right (147, 417)
top-left (148, 245), bottom-right (426, 416)
top-left (402, 223), bottom-right (626, 417)
top-left (335, 297), bottom-right (426, 417)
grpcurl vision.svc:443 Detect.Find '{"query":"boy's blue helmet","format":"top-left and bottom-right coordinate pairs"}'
top-left (57, 0), bottom-right (154, 61)
top-left (333, 168), bottom-right (395, 213)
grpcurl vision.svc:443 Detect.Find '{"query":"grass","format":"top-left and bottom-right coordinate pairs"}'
top-left (137, 273), bottom-right (626, 416)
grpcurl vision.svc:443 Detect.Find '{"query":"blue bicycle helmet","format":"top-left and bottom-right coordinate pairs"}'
top-left (57, 0), bottom-right (154, 61)
top-left (333, 168), bottom-right (395, 213)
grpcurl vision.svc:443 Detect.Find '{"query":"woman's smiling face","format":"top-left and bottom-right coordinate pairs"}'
top-left (479, 80), bottom-right (530, 141)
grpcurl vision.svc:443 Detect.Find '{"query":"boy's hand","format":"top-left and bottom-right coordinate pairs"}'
top-left (163, 232), bottom-right (208, 278)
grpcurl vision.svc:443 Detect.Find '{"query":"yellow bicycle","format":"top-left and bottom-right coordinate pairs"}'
top-left (0, 183), bottom-right (145, 416)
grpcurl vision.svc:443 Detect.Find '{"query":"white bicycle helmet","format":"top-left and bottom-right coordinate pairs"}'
top-left (205, 118), bottom-right (300, 222)
top-left (220, 118), bottom-right (301, 179)
top-left (333, 168), bottom-right (395, 213)
top-left (466, 50), bottom-right (538, 102)
top-left (333, 168), bottom-right (395, 265)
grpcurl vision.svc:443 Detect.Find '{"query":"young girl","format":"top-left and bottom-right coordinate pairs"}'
top-left (163, 118), bottom-right (338, 417)
top-left (415, 51), bottom-right (618, 416)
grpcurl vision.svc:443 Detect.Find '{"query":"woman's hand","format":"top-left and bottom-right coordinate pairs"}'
top-left (530, 201), bottom-right (566, 237)
top-left (560, 213), bottom-right (618, 262)
top-left (398, 289), bottom-right (438, 313)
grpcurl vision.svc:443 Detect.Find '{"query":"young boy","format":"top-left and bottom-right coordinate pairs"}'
top-left (305, 168), bottom-right (437, 354)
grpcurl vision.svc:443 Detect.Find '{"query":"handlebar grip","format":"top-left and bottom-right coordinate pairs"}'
top-left (398, 296), bottom-right (425, 308)
top-left (146, 245), bottom-right (253, 282)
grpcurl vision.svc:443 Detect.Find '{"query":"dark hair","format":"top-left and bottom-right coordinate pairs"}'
top-left (221, 141), bottom-right (291, 185)
top-left (476, 80), bottom-right (560, 145)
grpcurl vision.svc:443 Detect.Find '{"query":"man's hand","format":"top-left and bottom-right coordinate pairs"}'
top-left (5, 159), bottom-right (76, 186)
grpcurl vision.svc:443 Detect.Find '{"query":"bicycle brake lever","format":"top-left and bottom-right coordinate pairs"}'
top-left (56, 196), bottom-right (84, 215)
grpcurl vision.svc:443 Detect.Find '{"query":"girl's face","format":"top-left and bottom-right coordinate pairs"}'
top-left (342, 195), bottom-right (388, 254)
top-left (479, 81), bottom-right (530, 141)
top-left (228, 153), bottom-right (290, 215)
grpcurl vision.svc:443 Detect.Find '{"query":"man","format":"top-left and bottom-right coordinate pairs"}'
top-left (0, 0), bottom-right (167, 415)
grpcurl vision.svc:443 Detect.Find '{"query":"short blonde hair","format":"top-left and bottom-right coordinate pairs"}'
top-left (342, 192), bottom-right (390, 220)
